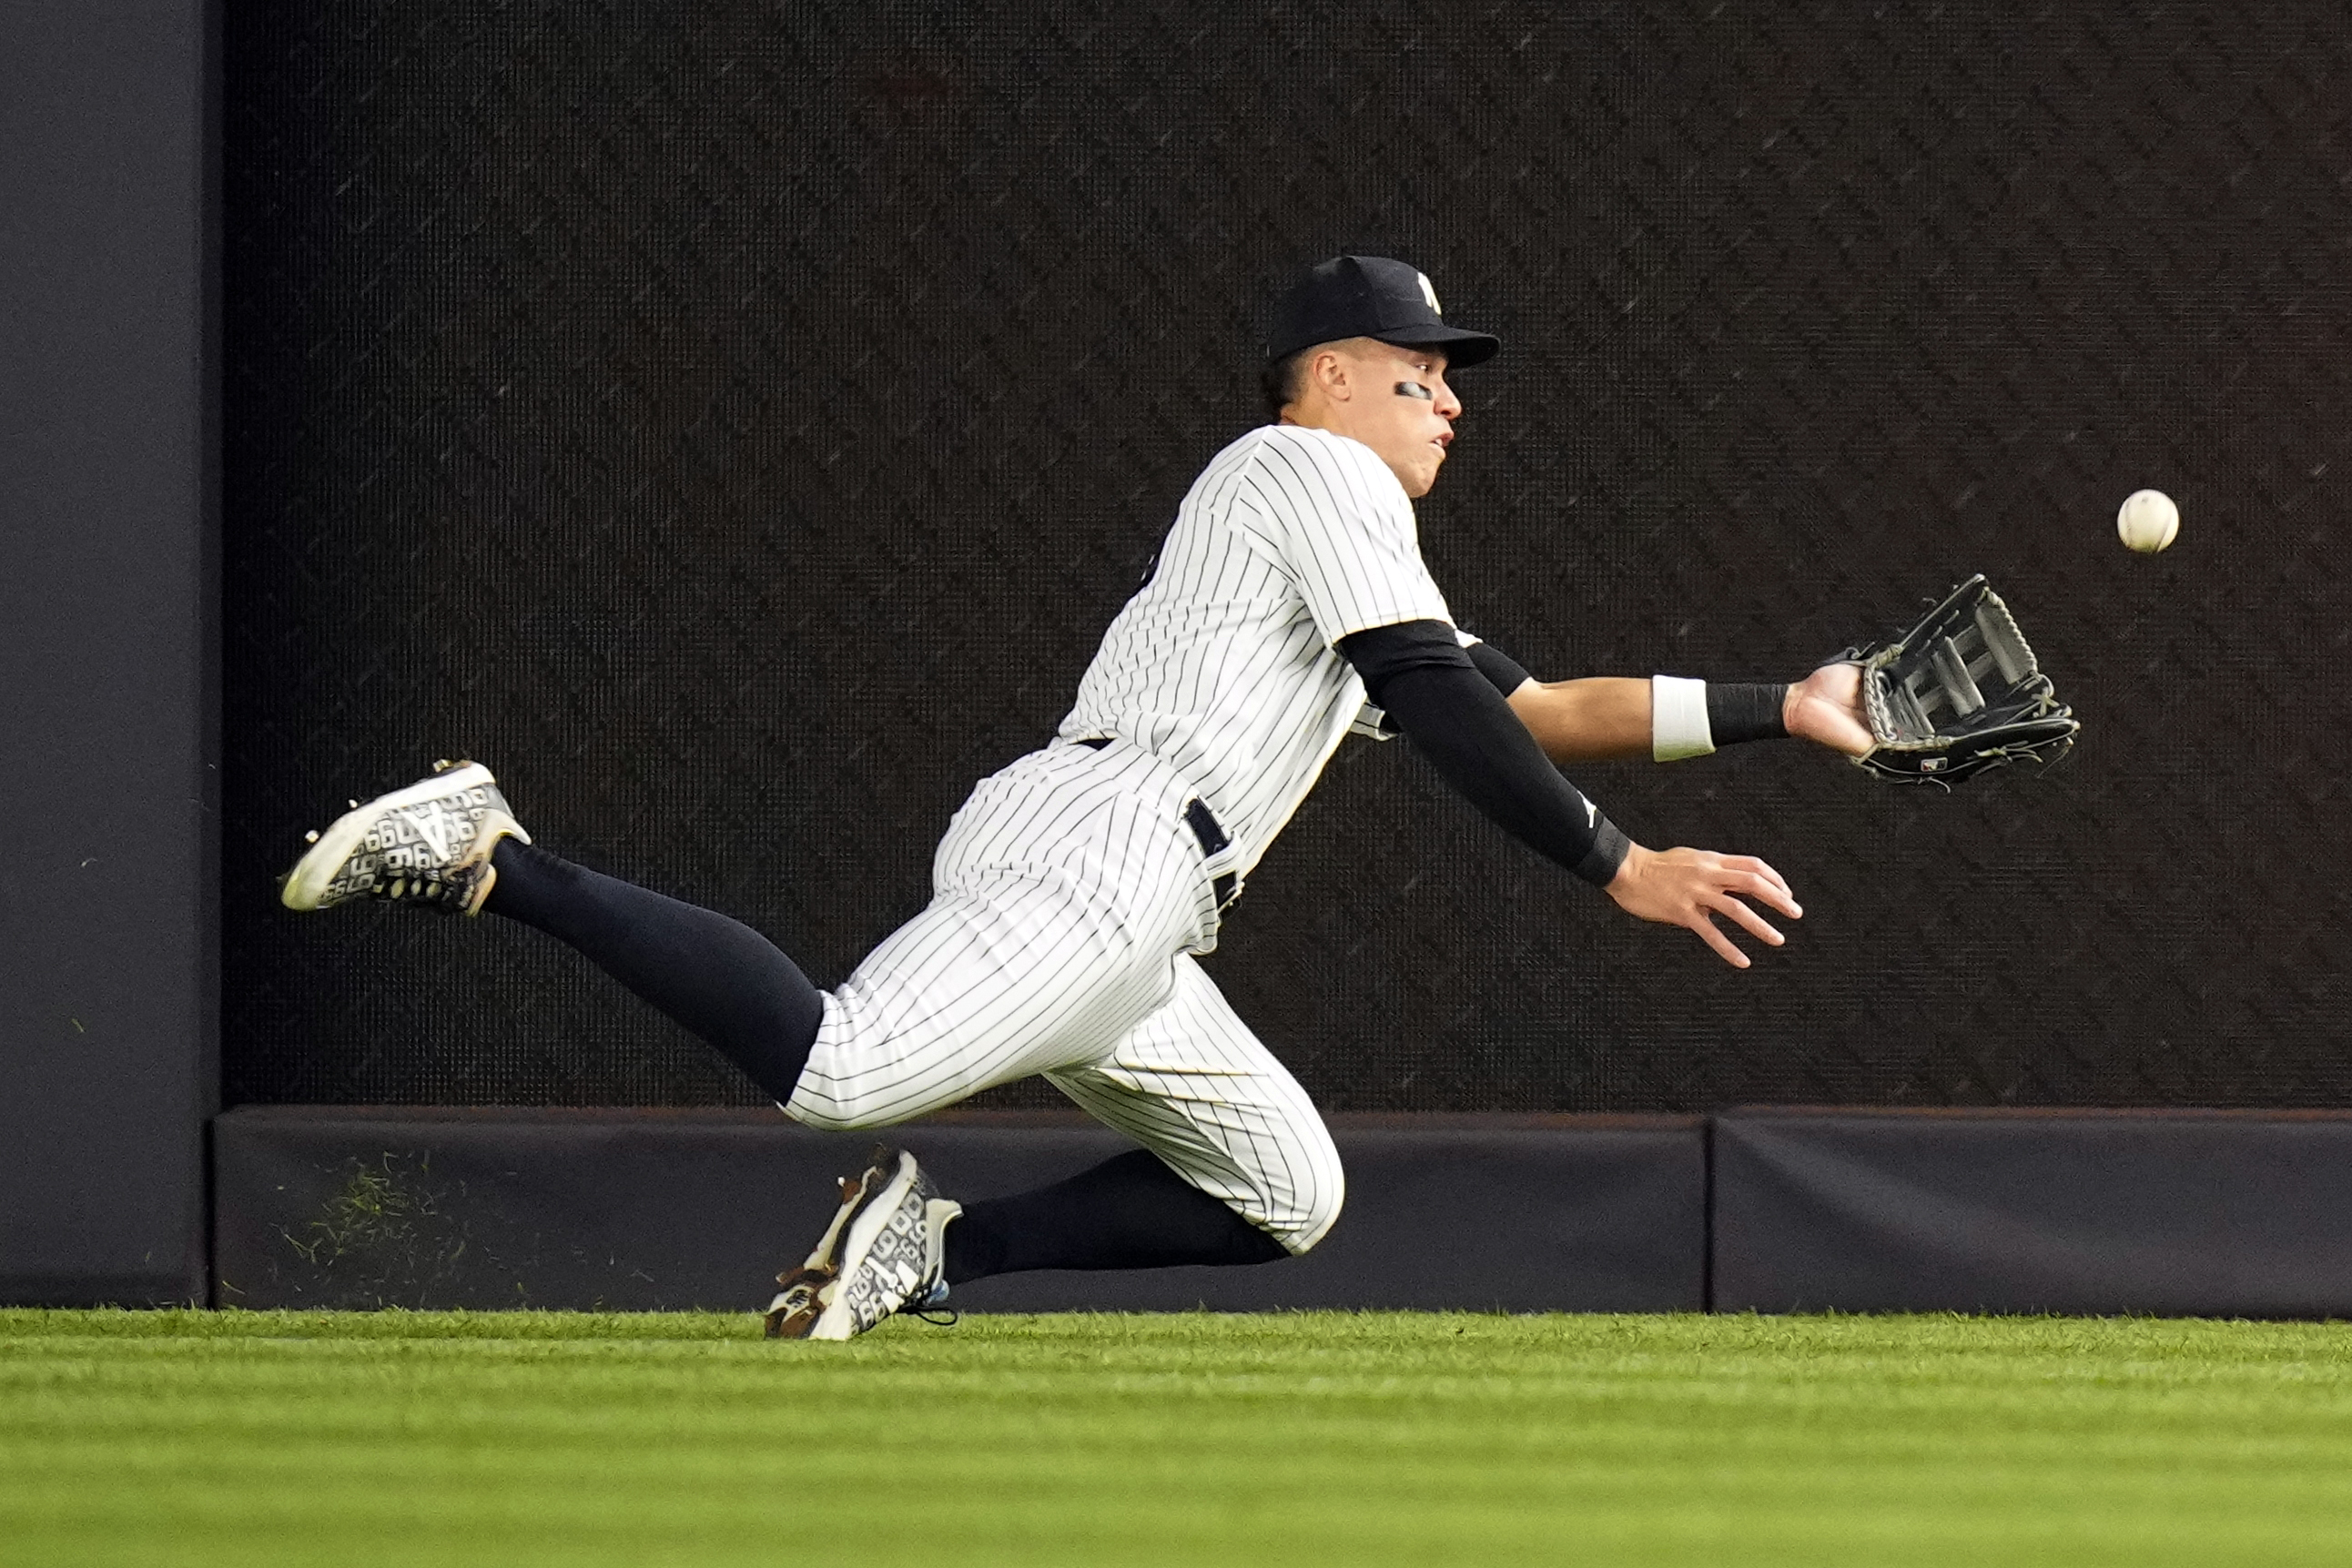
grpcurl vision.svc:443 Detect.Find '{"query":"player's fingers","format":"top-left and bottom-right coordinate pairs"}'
top-left (1708, 892), bottom-right (1785, 947)
top-left (1717, 854), bottom-right (1793, 902)
top-left (1729, 871), bottom-right (1801, 919)
top-left (1689, 912), bottom-right (1751, 968)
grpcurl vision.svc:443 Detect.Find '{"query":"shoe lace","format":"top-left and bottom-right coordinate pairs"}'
top-left (903, 1275), bottom-right (957, 1327)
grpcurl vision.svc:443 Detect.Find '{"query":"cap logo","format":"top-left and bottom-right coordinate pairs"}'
top-left (1417, 272), bottom-right (1441, 314)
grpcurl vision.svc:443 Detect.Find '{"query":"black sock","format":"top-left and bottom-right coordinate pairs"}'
top-left (482, 839), bottom-right (824, 1103)
top-left (942, 1149), bottom-right (1289, 1282)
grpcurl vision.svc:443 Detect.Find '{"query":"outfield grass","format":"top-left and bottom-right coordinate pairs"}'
top-left (5, 1310), bottom-right (2352, 1566)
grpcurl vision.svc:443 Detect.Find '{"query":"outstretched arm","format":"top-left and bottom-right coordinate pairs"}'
top-left (1342, 621), bottom-right (1801, 967)
top-left (1494, 663), bottom-right (1873, 764)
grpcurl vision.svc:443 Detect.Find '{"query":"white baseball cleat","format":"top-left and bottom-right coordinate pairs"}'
top-left (279, 759), bottom-right (532, 916)
top-left (764, 1147), bottom-right (960, 1340)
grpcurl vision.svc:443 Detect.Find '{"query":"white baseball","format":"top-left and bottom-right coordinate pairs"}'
top-left (2116, 489), bottom-right (2179, 553)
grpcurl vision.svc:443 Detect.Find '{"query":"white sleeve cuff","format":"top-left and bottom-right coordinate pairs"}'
top-left (1652, 675), bottom-right (1715, 761)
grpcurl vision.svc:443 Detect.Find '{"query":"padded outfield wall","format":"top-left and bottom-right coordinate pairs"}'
top-left (1, 0), bottom-right (216, 1305)
top-left (222, 3), bottom-right (2351, 1114)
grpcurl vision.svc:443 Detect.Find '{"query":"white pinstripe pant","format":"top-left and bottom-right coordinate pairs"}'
top-left (784, 742), bottom-right (1345, 1254)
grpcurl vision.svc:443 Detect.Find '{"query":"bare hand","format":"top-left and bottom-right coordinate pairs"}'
top-left (1605, 845), bottom-right (1801, 968)
top-left (1783, 663), bottom-right (1873, 757)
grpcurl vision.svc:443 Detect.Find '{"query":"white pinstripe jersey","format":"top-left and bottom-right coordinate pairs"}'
top-left (1059, 423), bottom-right (1456, 875)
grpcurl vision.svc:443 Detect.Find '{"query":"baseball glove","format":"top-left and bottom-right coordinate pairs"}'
top-left (1841, 574), bottom-right (2079, 784)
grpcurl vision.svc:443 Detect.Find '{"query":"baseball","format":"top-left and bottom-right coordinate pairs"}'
top-left (2116, 489), bottom-right (2179, 553)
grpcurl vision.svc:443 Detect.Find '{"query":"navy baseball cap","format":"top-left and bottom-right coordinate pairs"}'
top-left (1264, 255), bottom-right (1500, 367)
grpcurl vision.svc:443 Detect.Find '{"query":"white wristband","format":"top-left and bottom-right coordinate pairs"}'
top-left (1652, 675), bottom-right (1715, 761)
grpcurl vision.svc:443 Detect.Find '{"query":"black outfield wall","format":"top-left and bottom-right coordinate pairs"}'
top-left (0, 2), bottom-right (216, 1305)
top-left (216, 1108), bottom-right (2352, 1318)
top-left (213, 1109), bottom-right (1706, 1313)
top-left (1713, 1108), bottom-right (2352, 1318)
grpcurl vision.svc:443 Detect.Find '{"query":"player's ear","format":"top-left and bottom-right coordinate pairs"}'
top-left (1311, 348), bottom-right (1352, 401)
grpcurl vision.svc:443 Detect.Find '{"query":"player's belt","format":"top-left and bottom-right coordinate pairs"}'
top-left (1073, 736), bottom-right (1240, 912)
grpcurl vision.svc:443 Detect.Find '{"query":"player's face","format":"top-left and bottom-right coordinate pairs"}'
top-left (1342, 342), bottom-right (1460, 498)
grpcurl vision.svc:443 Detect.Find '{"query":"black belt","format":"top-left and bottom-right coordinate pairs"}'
top-left (1074, 736), bottom-right (1239, 911)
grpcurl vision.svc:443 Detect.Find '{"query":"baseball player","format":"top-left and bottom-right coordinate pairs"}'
top-left (281, 256), bottom-right (1872, 1340)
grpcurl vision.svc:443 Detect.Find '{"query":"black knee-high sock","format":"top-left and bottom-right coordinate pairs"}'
top-left (482, 839), bottom-right (823, 1104)
top-left (942, 1149), bottom-right (1289, 1282)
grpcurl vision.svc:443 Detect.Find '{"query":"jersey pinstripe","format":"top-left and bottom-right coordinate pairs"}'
top-left (1059, 424), bottom-right (1455, 874)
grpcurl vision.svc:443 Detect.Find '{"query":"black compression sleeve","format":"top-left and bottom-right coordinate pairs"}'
top-left (1343, 618), bottom-right (1470, 688)
top-left (1466, 639), bottom-right (1534, 697)
top-left (1340, 621), bottom-right (1631, 886)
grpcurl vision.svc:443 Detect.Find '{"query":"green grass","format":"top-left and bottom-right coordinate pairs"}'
top-left (6, 1310), bottom-right (2352, 1566)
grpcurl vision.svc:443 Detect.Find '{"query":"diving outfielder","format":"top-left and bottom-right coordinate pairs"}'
top-left (282, 257), bottom-right (1873, 1339)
